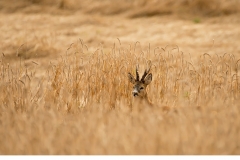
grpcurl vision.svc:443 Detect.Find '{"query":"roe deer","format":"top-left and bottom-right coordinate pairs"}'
top-left (128, 66), bottom-right (153, 106)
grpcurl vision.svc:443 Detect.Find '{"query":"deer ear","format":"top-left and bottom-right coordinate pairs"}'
top-left (128, 73), bottom-right (136, 84)
top-left (143, 73), bottom-right (152, 85)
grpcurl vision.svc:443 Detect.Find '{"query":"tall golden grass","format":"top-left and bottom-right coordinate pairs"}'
top-left (1, 0), bottom-right (240, 155)
top-left (0, 39), bottom-right (240, 154)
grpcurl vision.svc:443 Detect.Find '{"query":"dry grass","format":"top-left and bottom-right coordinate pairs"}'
top-left (0, 0), bottom-right (240, 155)
top-left (1, 0), bottom-right (240, 16)
top-left (1, 40), bottom-right (240, 154)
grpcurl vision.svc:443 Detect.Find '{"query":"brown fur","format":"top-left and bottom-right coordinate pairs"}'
top-left (128, 66), bottom-right (153, 106)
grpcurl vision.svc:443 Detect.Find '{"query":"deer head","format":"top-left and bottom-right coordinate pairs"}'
top-left (128, 66), bottom-right (152, 99)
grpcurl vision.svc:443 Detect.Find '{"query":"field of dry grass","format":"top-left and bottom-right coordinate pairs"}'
top-left (0, 0), bottom-right (240, 155)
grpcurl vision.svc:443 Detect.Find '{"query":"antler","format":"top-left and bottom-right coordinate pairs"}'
top-left (141, 65), bottom-right (151, 82)
top-left (136, 65), bottom-right (140, 81)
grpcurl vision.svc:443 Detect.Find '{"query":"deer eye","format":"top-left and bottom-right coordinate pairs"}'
top-left (140, 87), bottom-right (144, 90)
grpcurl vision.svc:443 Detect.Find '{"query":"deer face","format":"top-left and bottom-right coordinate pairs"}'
top-left (128, 67), bottom-right (152, 98)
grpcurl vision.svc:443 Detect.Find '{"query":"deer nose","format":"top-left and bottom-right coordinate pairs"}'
top-left (133, 92), bottom-right (138, 97)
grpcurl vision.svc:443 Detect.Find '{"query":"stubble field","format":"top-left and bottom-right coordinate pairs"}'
top-left (0, 0), bottom-right (240, 154)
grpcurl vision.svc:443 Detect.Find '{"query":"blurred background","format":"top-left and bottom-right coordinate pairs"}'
top-left (1, 0), bottom-right (240, 61)
top-left (0, 0), bottom-right (240, 75)
top-left (1, 0), bottom-right (240, 16)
